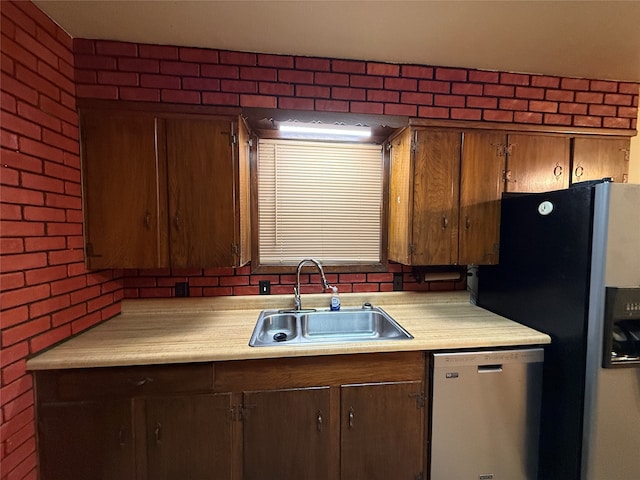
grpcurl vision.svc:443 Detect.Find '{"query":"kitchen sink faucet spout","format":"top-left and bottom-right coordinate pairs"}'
top-left (294, 258), bottom-right (331, 310)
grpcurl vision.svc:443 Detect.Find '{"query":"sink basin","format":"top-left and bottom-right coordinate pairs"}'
top-left (249, 306), bottom-right (413, 347)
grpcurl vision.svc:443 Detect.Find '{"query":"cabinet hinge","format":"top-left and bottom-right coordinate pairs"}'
top-left (247, 137), bottom-right (253, 148)
top-left (621, 148), bottom-right (630, 162)
top-left (505, 143), bottom-right (514, 156)
top-left (230, 133), bottom-right (238, 145)
top-left (230, 405), bottom-right (243, 422)
top-left (492, 143), bottom-right (513, 157)
top-left (408, 244), bottom-right (416, 255)
top-left (409, 391), bottom-right (426, 409)
top-left (231, 243), bottom-right (240, 257)
top-left (85, 243), bottom-right (102, 258)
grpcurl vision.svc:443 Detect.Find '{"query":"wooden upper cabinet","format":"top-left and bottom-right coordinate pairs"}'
top-left (411, 129), bottom-right (461, 265)
top-left (389, 128), bottom-right (502, 266)
top-left (388, 128), bottom-right (413, 265)
top-left (166, 118), bottom-right (235, 267)
top-left (81, 110), bottom-right (167, 269)
top-left (505, 134), bottom-right (570, 193)
top-left (388, 128), bottom-right (461, 265)
top-left (459, 131), bottom-right (505, 265)
top-left (80, 106), bottom-right (250, 269)
top-left (571, 137), bottom-right (630, 185)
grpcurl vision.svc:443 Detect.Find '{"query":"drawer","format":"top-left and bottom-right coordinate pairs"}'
top-left (37, 363), bottom-right (215, 401)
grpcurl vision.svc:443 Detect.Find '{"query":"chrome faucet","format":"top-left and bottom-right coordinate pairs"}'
top-left (294, 258), bottom-right (331, 310)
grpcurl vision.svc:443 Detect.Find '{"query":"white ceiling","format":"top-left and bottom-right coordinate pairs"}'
top-left (35, 0), bottom-right (640, 83)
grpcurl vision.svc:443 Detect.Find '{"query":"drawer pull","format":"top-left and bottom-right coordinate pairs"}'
top-left (317, 410), bottom-right (323, 432)
top-left (348, 407), bottom-right (355, 429)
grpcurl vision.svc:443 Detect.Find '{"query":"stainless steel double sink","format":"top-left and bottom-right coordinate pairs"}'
top-left (249, 305), bottom-right (413, 347)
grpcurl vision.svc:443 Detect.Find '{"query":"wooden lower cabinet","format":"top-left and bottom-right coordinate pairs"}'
top-left (144, 394), bottom-right (233, 480)
top-left (35, 352), bottom-right (426, 480)
top-left (242, 387), bottom-right (336, 480)
top-left (341, 381), bottom-right (425, 480)
top-left (38, 400), bottom-right (136, 480)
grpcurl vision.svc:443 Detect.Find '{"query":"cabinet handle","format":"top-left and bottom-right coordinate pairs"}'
top-left (144, 211), bottom-right (151, 229)
top-left (154, 422), bottom-right (162, 444)
top-left (441, 215), bottom-right (448, 230)
top-left (174, 214), bottom-right (180, 230)
top-left (118, 425), bottom-right (126, 447)
top-left (553, 164), bottom-right (563, 178)
top-left (574, 165), bottom-right (584, 178)
top-left (127, 377), bottom-right (153, 387)
top-left (348, 407), bottom-right (355, 429)
top-left (316, 410), bottom-right (323, 432)
top-left (465, 215), bottom-right (470, 230)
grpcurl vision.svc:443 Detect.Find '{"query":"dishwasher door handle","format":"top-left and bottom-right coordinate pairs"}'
top-left (478, 364), bottom-right (503, 373)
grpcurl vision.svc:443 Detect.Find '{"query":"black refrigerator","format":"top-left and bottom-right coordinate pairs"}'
top-left (477, 181), bottom-right (640, 480)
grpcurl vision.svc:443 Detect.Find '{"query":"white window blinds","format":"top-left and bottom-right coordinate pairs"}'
top-left (258, 139), bottom-right (383, 265)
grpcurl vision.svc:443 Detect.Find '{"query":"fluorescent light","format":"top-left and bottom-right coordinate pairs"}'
top-left (279, 121), bottom-right (371, 138)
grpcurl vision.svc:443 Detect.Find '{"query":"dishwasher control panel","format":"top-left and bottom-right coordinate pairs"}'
top-left (433, 348), bottom-right (544, 368)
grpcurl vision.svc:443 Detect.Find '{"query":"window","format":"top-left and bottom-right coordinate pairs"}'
top-left (257, 139), bottom-right (383, 266)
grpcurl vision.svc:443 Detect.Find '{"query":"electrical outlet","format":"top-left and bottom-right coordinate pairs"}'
top-left (393, 273), bottom-right (403, 291)
top-left (175, 282), bottom-right (190, 297)
top-left (259, 280), bottom-right (271, 295)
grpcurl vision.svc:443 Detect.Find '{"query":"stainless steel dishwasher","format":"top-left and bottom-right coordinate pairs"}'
top-left (430, 348), bottom-right (544, 480)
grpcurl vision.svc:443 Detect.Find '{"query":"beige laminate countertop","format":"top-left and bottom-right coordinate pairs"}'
top-left (26, 291), bottom-right (550, 370)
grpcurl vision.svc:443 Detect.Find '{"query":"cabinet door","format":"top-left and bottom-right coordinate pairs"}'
top-left (411, 130), bottom-right (461, 265)
top-left (38, 400), bottom-right (136, 480)
top-left (388, 128), bottom-right (414, 264)
top-left (459, 131), bottom-right (505, 265)
top-left (341, 381), bottom-right (425, 480)
top-left (236, 118), bottom-right (251, 266)
top-left (145, 394), bottom-right (233, 480)
top-left (572, 137), bottom-right (630, 184)
top-left (506, 134), bottom-right (570, 193)
top-left (81, 110), bottom-right (167, 269)
top-left (243, 387), bottom-right (336, 480)
top-left (165, 117), bottom-right (236, 267)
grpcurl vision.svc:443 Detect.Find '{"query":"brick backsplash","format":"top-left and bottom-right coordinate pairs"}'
top-left (122, 263), bottom-right (467, 299)
top-left (72, 38), bottom-right (638, 130)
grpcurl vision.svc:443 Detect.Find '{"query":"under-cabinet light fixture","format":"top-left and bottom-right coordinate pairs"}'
top-left (278, 121), bottom-right (371, 139)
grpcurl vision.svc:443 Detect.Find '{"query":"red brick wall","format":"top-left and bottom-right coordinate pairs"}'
top-left (0, 3), bottom-right (123, 479)
top-left (73, 39), bottom-right (639, 129)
